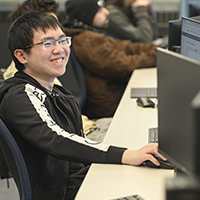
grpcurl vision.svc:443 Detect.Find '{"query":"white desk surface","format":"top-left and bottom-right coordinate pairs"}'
top-left (75, 68), bottom-right (174, 200)
top-left (103, 68), bottom-right (158, 150)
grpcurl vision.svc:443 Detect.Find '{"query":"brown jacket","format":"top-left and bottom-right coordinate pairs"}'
top-left (64, 27), bottom-right (157, 118)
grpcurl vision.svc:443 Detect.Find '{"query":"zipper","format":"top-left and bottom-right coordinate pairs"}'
top-left (52, 95), bottom-right (70, 200)
top-left (52, 97), bottom-right (71, 128)
top-left (51, 95), bottom-right (71, 200)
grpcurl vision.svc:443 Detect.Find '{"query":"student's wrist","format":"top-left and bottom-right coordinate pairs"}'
top-left (121, 149), bottom-right (129, 165)
top-left (132, 6), bottom-right (148, 13)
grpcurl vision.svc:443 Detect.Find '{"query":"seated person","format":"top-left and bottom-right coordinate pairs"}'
top-left (63, 0), bottom-right (162, 118)
top-left (105, 0), bottom-right (158, 43)
top-left (0, 11), bottom-right (166, 200)
top-left (3, 0), bottom-right (112, 142)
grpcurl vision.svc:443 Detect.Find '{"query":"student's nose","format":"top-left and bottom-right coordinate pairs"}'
top-left (53, 41), bottom-right (64, 52)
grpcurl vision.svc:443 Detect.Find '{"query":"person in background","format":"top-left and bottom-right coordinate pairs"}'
top-left (104, 0), bottom-right (158, 43)
top-left (0, 11), bottom-right (166, 200)
top-left (63, 0), bottom-right (162, 119)
top-left (3, 0), bottom-right (112, 142)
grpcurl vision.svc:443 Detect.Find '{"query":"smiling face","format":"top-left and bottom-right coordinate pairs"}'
top-left (14, 26), bottom-right (70, 90)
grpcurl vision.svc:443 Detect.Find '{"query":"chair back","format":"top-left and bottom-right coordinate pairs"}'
top-left (70, 47), bottom-right (87, 111)
top-left (58, 47), bottom-right (88, 114)
top-left (0, 119), bottom-right (32, 200)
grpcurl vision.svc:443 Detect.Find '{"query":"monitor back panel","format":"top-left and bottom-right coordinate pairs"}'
top-left (157, 48), bottom-right (200, 175)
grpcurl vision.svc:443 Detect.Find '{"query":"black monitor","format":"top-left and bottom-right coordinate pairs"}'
top-left (168, 19), bottom-right (182, 52)
top-left (157, 47), bottom-right (200, 177)
top-left (189, 2), bottom-right (200, 17)
top-left (168, 16), bottom-right (200, 53)
top-left (180, 0), bottom-right (199, 17)
top-left (180, 17), bottom-right (200, 61)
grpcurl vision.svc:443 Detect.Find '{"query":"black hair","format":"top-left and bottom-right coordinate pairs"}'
top-left (8, 0), bottom-right (59, 23)
top-left (7, 11), bottom-right (64, 71)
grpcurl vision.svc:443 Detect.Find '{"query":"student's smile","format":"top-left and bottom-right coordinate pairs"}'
top-left (50, 57), bottom-right (65, 64)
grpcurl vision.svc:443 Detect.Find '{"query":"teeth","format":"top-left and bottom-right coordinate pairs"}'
top-left (53, 59), bottom-right (62, 63)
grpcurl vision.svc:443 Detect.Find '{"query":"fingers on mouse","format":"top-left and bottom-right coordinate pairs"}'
top-left (145, 155), bottom-right (174, 169)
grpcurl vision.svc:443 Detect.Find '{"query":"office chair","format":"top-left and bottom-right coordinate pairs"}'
top-left (59, 47), bottom-right (88, 114)
top-left (0, 118), bottom-right (32, 200)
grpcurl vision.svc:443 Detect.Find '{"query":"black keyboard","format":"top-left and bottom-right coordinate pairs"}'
top-left (131, 88), bottom-right (157, 98)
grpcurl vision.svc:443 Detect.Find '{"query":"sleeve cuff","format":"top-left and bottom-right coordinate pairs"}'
top-left (105, 146), bottom-right (127, 164)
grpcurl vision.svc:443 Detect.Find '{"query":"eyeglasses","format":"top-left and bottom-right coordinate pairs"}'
top-left (25, 36), bottom-right (72, 51)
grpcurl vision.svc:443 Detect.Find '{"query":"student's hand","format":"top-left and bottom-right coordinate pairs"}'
top-left (132, 0), bottom-right (152, 13)
top-left (132, 0), bottom-right (149, 7)
top-left (121, 143), bottom-right (167, 166)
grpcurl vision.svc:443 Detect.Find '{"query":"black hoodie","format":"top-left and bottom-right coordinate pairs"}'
top-left (0, 71), bottom-right (126, 200)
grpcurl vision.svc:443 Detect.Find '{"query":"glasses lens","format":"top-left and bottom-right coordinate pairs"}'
top-left (43, 40), bottom-right (54, 51)
top-left (60, 37), bottom-right (71, 47)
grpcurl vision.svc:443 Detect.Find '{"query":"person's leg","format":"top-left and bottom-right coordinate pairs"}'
top-left (65, 164), bottom-right (90, 200)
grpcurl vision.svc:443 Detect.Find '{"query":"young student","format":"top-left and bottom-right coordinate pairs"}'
top-left (64, 0), bottom-right (162, 119)
top-left (0, 11), bottom-right (165, 200)
top-left (105, 0), bottom-right (158, 43)
top-left (2, 0), bottom-right (112, 143)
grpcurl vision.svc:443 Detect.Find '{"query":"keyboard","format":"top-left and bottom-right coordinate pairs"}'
top-left (111, 194), bottom-right (145, 200)
top-left (131, 88), bottom-right (157, 98)
top-left (148, 127), bottom-right (158, 143)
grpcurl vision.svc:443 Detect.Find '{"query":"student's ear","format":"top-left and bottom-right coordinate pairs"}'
top-left (14, 49), bottom-right (28, 64)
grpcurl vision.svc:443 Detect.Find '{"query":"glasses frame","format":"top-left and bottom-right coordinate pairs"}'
top-left (25, 36), bottom-right (72, 51)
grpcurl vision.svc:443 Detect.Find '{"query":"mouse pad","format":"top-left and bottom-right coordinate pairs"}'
top-left (131, 88), bottom-right (157, 98)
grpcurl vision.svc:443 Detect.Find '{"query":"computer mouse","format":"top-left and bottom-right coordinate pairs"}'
top-left (145, 155), bottom-right (174, 170)
top-left (136, 97), bottom-right (155, 108)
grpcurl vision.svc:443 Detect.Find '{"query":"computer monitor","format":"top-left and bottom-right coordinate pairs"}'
top-left (180, 16), bottom-right (200, 61)
top-left (189, 1), bottom-right (200, 17)
top-left (168, 19), bottom-right (182, 52)
top-left (179, 0), bottom-right (199, 17)
top-left (168, 16), bottom-right (200, 53)
top-left (157, 47), bottom-right (200, 177)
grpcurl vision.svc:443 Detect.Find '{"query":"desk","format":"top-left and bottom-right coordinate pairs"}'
top-left (103, 68), bottom-right (158, 150)
top-left (75, 68), bottom-right (174, 200)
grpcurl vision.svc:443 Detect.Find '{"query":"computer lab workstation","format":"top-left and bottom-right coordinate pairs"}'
top-left (1, 1), bottom-right (200, 200)
top-left (75, 3), bottom-right (200, 200)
